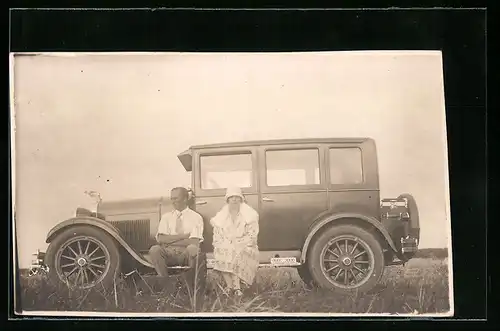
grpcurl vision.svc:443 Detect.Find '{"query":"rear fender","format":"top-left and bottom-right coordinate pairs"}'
top-left (46, 216), bottom-right (153, 268)
top-left (301, 212), bottom-right (398, 263)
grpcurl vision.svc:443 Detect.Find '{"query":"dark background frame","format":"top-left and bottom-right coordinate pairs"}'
top-left (7, 5), bottom-right (489, 327)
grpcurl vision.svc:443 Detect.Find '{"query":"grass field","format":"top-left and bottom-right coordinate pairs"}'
top-left (17, 249), bottom-right (451, 315)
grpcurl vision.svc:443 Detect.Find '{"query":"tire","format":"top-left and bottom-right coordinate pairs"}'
top-left (397, 193), bottom-right (420, 259)
top-left (308, 224), bottom-right (385, 294)
top-left (398, 193), bottom-right (420, 238)
top-left (45, 225), bottom-right (121, 292)
top-left (297, 265), bottom-right (317, 288)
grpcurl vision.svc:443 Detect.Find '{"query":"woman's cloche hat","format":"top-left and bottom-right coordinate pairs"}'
top-left (225, 186), bottom-right (245, 201)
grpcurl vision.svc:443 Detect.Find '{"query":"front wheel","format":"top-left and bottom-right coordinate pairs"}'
top-left (307, 224), bottom-right (385, 294)
top-left (45, 225), bottom-right (121, 291)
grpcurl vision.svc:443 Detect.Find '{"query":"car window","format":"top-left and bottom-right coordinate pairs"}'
top-left (200, 153), bottom-right (253, 189)
top-left (329, 148), bottom-right (363, 185)
top-left (266, 149), bottom-right (320, 186)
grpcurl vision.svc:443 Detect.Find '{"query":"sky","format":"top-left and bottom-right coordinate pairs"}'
top-left (11, 51), bottom-right (451, 269)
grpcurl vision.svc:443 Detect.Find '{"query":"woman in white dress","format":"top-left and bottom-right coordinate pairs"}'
top-left (210, 187), bottom-right (260, 296)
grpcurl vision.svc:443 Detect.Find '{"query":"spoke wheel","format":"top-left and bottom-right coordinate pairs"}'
top-left (320, 235), bottom-right (374, 289)
top-left (55, 236), bottom-right (111, 289)
top-left (45, 225), bottom-right (120, 291)
top-left (308, 224), bottom-right (385, 294)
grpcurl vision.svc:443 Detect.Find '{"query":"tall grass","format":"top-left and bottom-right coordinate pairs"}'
top-left (18, 257), bottom-right (450, 314)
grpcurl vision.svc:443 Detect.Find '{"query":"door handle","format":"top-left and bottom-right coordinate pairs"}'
top-left (262, 197), bottom-right (274, 202)
top-left (195, 200), bottom-right (207, 205)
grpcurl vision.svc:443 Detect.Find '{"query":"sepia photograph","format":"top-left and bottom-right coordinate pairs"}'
top-left (10, 51), bottom-right (453, 317)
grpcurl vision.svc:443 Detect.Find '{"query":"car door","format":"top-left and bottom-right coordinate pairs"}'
top-left (258, 144), bottom-right (328, 251)
top-left (326, 140), bottom-right (380, 219)
top-left (192, 146), bottom-right (259, 253)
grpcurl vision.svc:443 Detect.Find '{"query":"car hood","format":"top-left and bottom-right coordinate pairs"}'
top-left (98, 196), bottom-right (172, 216)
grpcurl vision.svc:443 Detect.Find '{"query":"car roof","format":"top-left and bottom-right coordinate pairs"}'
top-left (188, 137), bottom-right (372, 150)
top-left (177, 137), bottom-right (373, 171)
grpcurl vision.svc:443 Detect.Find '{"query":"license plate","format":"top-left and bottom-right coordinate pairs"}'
top-left (270, 257), bottom-right (299, 266)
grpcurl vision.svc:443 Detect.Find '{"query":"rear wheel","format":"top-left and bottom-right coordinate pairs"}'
top-left (297, 264), bottom-right (316, 288)
top-left (308, 224), bottom-right (385, 294)
top-left (45, 225), bottom-right (121, 291)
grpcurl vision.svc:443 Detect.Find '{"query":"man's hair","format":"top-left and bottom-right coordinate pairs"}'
top-left (171, 187), bottom-right (189, 199)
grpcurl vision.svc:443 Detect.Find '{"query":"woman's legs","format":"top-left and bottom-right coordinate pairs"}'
top-left (232, 274), bottom-right (241, 290)
top-left (221, 271), bottom-right (234, 290)
top-left (220, 271), bottom-right (241, 291)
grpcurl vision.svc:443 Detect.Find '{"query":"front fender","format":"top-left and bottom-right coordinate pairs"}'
top-left (300, 212), bottom-right (398, 263)
top-left (46, 216), bottom-right (153, 268)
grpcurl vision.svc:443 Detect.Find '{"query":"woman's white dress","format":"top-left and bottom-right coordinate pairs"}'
top-left (210, 203), bottom-right (260, 286)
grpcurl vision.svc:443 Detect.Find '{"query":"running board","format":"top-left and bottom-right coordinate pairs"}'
top-left (207, 257), bottom-right (302, 269)
top-left (386, 260), bottom-right (405, 266)
top-left (206, 250), bottom-right (302, 268)
top-left (152, 251), bottom-right (304, 269)
top-left (167, 259), bottom-right (303, 270)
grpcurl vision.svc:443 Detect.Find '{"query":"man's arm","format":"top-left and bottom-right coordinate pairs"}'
top-left (156, 233), bottom-right (190, 245)
top-left (171, 238), bottom-right (201, 247)
top-left (169, 213), bottom-right (203, 247)
top-left (155, 213), bottom-right (190, 245)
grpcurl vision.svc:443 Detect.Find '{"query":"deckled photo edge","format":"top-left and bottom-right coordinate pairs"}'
top-left (9, 53), bottom-right (20, 316)
top-left (11, 51), bottom-right (455, 318)
top-left (11, 50), bottom-right (445, 58)
top-left (18, 310), bottom-right (455, 318)
top-left (437, 51), bottom-right (455, 317)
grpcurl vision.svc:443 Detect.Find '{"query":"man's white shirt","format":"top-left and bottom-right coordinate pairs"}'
top-left (155, 207), bottom-right (204, 242)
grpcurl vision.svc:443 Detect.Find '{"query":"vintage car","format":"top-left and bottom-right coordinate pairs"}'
top-left (41, 137), bottom-right (420, 294)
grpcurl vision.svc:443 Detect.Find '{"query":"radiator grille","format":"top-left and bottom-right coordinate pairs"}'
top-left (109, 219), bottom-right (151, 250)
